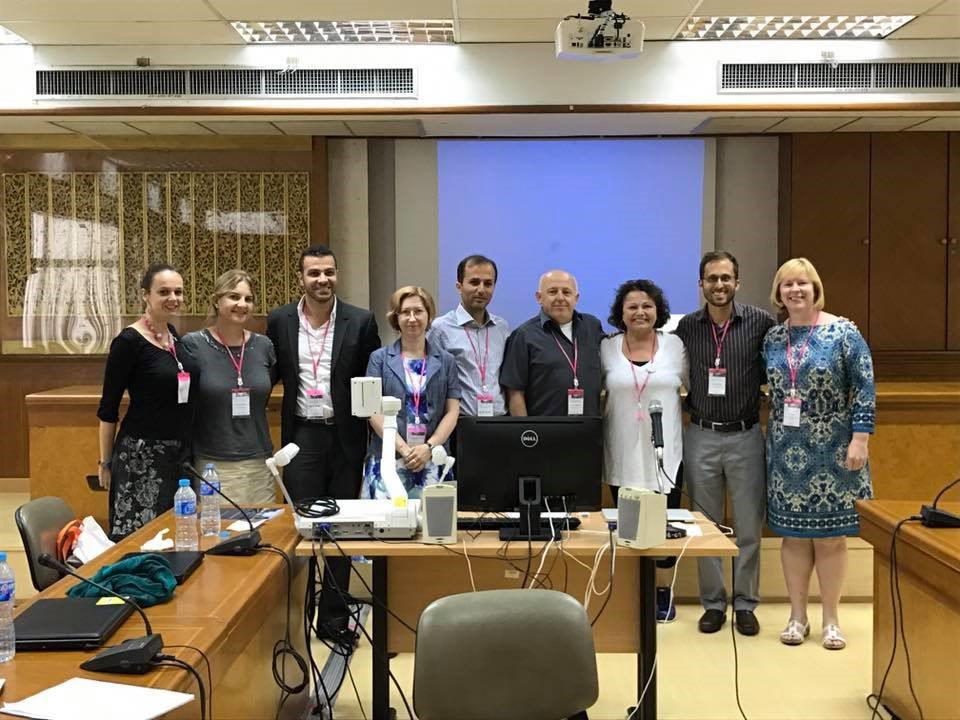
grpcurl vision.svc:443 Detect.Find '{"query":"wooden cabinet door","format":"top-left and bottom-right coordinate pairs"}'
top-left (787, 133), bottom-right (870, 335)
top-left (949, 134), bottom-right (960, 350)
top-left (870, 133), bottom-right (948, 351)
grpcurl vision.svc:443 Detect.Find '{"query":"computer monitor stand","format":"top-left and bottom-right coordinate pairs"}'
top-left (499, 476), bottom-right (562, 542)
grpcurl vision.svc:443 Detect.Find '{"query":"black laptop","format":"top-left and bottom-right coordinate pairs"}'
top-left (14, 597), bottom-right (134, 651)
top-left (120, 550), bottom-right (204, 585)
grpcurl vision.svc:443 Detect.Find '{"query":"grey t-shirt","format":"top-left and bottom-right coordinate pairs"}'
top-left (181, 329), bottom-right (277, 460)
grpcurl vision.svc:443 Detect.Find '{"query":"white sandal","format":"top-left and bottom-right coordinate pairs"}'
top-left (779, 619), bottom-right (810, 646)
top-left (821, 624), bottom-right (846, 650)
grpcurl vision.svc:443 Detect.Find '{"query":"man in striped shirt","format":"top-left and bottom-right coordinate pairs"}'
top-left (674, 251), bottom-right (775, 637)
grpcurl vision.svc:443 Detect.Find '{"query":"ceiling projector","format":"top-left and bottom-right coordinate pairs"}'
top-left (556, 0), bottom-right (645, 61)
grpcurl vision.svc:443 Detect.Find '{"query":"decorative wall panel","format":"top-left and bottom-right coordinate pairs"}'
top-left (2, 171), bottom-right (310, 354)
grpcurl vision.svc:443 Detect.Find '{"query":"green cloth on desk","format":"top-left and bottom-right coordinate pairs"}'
top-left (67, 554), bottom-right (177, 607)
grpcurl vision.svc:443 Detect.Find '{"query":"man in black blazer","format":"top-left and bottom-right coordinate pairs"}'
top-left (267, 244), bottom-right (380, 637)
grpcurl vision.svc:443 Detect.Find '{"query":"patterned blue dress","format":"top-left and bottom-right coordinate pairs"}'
top-left (763, 317), bottom-right (875, 537)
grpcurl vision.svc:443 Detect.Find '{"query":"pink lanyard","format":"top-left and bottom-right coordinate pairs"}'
top-left (402, 353), bottom-right (428, 423)
top-left (463, 325), bottom-right (490, 392)
top-left (143, 315), bottom-right (183, 372)
top-left (785, 312), bottom-right (820, 394)
top-left (624, 333), bottom-right (658, 405)
top-left (711, 319), bottom-right (731, 368)
top-left (301, 309), bottom-right (332, 387)
top-left (552, 332), bottom-right (580, 388)
top-left (210, 329), bottom-right (245, 386)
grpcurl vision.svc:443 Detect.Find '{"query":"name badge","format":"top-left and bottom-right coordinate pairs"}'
top-left (231, 387), bottom-right (251, 418)
top-left (477, 392), bottom-right (495, 417)
top-left (306, 388), bottom-right (325, 418)
top-left (708, 368), bottom-right (727, 396)
top-left (783, 396), bottom-right (802, 427)
top-left (177, 372), bottom-right (191, 404)
top-left (406, 423), bottom-right (427, 446)
top-left (567, 387), bottom-right (585, 416)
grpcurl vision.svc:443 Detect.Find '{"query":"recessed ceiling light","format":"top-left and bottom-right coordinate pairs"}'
top-left (231, 20), bottom-right (455, 44)
top-left (677, 16), bottom-right (915, 40)
top-left (0, 24), bottom-right (28, 44)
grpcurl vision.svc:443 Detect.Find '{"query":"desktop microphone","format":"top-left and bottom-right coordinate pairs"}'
top-left (181, 462), bottom-right (261, 556)
top-left (920, 475), bottom-right (960, 528)
top-left (265, 443), bottom-right (300, 479)
top-left (648, 399), bottom-right (665, 462)
top-left (38, 553), bottom-right (163, 674)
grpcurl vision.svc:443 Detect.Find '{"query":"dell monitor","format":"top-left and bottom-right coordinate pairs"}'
top-left (456, 416), bottom-right (603, 526)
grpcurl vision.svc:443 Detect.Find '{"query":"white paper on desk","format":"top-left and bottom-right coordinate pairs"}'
top-left (225, 507), bottom-right (284, 533)
top-left (0, 677), bottom-right (193, 720)
top-left (672, 521), bottom-right (702, 537)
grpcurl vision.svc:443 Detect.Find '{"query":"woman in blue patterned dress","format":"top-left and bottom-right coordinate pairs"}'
top-left (763, 258), bottom-right (875, 651)
top-left (362, 286), bottom-right (461, 499)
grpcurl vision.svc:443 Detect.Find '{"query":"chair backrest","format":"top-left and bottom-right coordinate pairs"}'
top-left (413, 588), bottom-right (599, 720)
top-left (14, 496), bottom-right (76, 591)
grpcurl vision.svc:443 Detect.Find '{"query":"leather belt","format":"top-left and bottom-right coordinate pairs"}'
top-left (295, 416), bottom-right (336, 426)
top-left (689, 415), bottom-right (757, 433)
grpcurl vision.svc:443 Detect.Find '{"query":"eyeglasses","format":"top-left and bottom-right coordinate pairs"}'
top-left (703, 274), bottom-right (736, 285)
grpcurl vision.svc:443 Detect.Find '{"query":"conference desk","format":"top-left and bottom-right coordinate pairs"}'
top-left (4, 510), bottom-right (308, 720)
top-left (297, 512), bottom-right (737, 720)
top-left (857, 499), bottom-right (960, 720)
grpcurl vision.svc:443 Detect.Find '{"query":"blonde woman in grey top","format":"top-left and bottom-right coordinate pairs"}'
top-left (182, 270), bottom-right (279, 505)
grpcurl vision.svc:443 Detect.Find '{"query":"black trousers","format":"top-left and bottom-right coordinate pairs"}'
top-left (284, 420), bottom-right (362, 620)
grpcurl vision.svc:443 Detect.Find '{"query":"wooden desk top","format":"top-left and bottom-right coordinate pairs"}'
top-left (5, 510), bottom-right (301, 707)
top-left (856, 498), bottom-right (960, 574)
top-left (295, 511), bottom-right (738, 559)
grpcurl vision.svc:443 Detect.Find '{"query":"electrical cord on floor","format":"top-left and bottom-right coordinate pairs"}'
top-left (302, 551), bottom-right (336, 717)
top-left (153, 655), bottom-right (207, 720)
top-left (729, 563), bottom-right (749, 720)
top-left (870, 516), bottom-right (925, 720)
top-left (257, 543), bottom-right (309, 720)
top-left (316, 531), bottom-right (415, 720)
top-left (163, 644), bottom-right (213, 719)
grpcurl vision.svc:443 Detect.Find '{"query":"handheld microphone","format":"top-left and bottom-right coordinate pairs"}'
top-left (181, 462), bottom-right (261, 556)
top-left (38, 553), bottom-right (163, 674)
top-left (648, 399), bottom-right (665, 462)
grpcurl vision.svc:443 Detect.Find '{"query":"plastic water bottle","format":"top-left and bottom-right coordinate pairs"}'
top-left (0, 552), bottom-right (15, 662)
top-left (200, 463), bottom-right (222, 537)
top-left (174, 478), bottom-right (198, 551)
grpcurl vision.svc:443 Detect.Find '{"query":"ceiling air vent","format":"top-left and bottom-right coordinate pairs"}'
top-left (35, 67), bottom-right (415, 99)
top-left (720, 60), bottom-right (960, 93)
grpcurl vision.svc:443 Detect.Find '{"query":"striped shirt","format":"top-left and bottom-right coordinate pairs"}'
top-left (673, 302), bottom-right (775, 423)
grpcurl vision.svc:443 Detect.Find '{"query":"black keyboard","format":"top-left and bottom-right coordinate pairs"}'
top-left (456, 516), bottom-right (582, 531)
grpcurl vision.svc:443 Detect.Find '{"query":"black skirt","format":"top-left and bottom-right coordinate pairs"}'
top-left (108, 433), bottom-right (190, 540)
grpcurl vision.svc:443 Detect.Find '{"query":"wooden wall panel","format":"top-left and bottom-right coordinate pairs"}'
top-left (948, 133), bottom-right (960, 351)
top-left (870, 133), bottom-right (949, 351)
top-left (785, 133), bottom-right (871, 335)
top-left (0, 358), bottom-right (105, 478)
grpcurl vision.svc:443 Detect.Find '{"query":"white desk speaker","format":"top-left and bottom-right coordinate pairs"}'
top-left (616, 487), bottom-right (666, 549)
top-left (421, 483), bottom-right (458, 544)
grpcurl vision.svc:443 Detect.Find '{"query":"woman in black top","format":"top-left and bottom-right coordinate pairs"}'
top-left (96, 263), bottom-right (200, 539)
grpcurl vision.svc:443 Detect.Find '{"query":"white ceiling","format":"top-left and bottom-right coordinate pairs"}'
top-left (0, 1), bottom-right (958, 45)
top-left (2, 2), bottom-right (960, 137)
top-left (4, 110), bottom-right (960, 138)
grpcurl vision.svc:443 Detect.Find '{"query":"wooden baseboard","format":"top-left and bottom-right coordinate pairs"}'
top-left (670, 537), bottom-right (873, 603)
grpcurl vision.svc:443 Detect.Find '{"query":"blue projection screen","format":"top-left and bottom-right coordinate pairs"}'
top-left (437, 139), bottom-right (708, 332)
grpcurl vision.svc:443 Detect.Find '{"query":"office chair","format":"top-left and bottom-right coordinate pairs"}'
top-left (14, 496), bottom-right (76, 591)
top-left (413, 588), bottom-right (599, 720)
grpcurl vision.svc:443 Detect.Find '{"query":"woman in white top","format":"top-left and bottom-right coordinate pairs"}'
top-left (602, 279), bottom-right (689, 500)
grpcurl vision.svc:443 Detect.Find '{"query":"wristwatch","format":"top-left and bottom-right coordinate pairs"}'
top-left (98, 459), bottom-right (112, 470)
top-left (426, 441), bottom-right (435, 451)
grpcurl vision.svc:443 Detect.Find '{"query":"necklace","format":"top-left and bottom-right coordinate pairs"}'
top-left (142, 314), bottom-right (169, 348)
